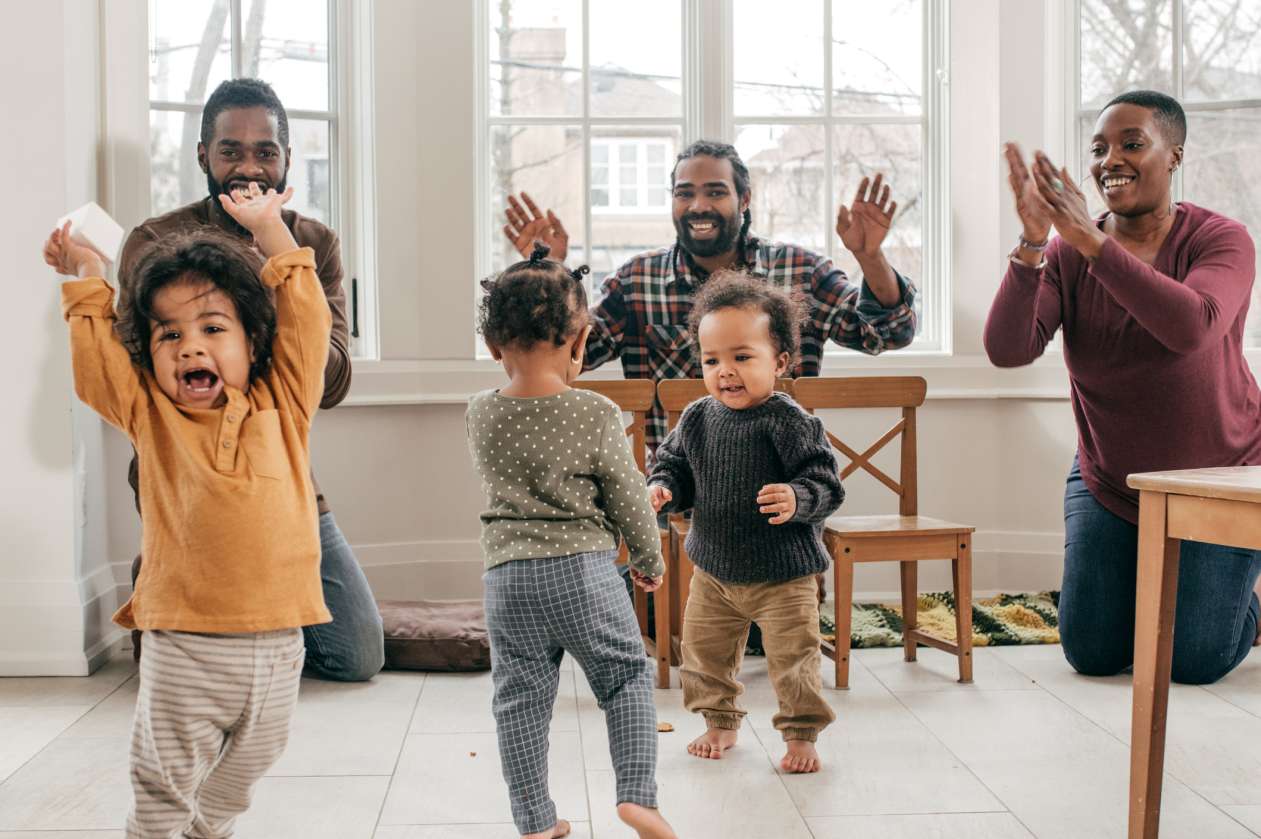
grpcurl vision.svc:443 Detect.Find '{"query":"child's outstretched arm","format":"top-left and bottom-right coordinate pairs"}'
top-left (761, 411), bottom-right (845, 526)
top-left (45, 223), bottom-right (145, 433)
top-left (219, 184), bottom-right (332, 422)
top-left (645, 410), bottom-right (696, 514)
top-left (595, 403), bottom-right (666, 582)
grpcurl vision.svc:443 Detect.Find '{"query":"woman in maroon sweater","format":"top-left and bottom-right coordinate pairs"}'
top-left (985, 90), bottom-right (1261, 684)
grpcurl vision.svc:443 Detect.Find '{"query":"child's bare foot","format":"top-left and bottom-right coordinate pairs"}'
top-left (617, 802), bottom-right (678, 838)
top-left (522, 819), bottom-right (570, 839)
top-left (686, 726), bottom-right (738, 759)
top-left (780, 739), bottom-right (821, 773)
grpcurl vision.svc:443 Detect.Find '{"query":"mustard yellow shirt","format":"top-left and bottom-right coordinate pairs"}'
top-left (62, 248), bottom-right (333, 633)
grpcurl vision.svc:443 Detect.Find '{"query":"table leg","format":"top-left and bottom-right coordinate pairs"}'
top-left (1129, 490), bottom-right (1182, 839)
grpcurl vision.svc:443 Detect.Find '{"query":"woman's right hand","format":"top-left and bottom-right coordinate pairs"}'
top-left (1004, 142), bottom-right (1053, 244)
top-left (43, 222), bottom-right (105, 279)
top-left (502, 192), bottom-right (569, 262)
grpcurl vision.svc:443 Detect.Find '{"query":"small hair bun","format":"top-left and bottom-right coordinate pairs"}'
top-left (570, 264), bottom-right (590, 282)
top-left (528, 241), bottom-right (551, 265)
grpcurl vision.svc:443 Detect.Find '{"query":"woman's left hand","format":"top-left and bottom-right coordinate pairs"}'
top-left (1031, 151), bottom-right (1107, 260)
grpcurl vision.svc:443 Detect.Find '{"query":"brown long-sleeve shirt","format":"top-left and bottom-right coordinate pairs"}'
top-left (118, 197), bottom-right (351, 513)
top-left (66, 249), bottom-right (333, 632)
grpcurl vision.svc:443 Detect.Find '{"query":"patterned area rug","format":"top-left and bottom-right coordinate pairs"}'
top-left (745, 592), bottom-right (1060, 655)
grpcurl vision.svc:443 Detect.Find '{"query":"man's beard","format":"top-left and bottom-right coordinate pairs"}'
top-left (674, 210), bottom-right (742, 259)
top-left (207, 172), bottom-right (287, 233)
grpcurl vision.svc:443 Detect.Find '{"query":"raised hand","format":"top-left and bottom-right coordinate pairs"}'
top-left (836, 173), bottom-right (897, 259)
top-left (1003, 143), bottom-right (1052, 244)
top-left (502, 192), bottom-right (569, 262)
top-left (1029, 150), bottom-right (1106, 259)
top-left (648, 484), bottom-right (673, 513)
top-left (218, 182), bottom-right (298, 258)
top-left (43, 221), bottom-right (105, 279)
top-left (757, 483), bottom-right (798, 525)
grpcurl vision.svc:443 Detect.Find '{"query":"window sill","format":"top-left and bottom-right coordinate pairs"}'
top-left (340, 353), bottom-right (1072, 407)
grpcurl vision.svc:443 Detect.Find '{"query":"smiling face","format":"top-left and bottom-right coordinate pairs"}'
top-left (148, 277), bottom-right (253, 408)
top-left (199, 106), bottom-right (290, 206)
top-left (1089, 102), bottom-right (1182, 217)
top-left (696, 305), bottom-right (790, 410)
top-left (671, 155), bottom-right (750, 258)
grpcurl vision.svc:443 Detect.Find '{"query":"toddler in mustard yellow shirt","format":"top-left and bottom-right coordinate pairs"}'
top-left (43, 183), bottom-right (331, 839)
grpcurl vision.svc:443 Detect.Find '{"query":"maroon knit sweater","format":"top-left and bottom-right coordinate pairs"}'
top-left (984, 202), bottom-right (1261, 524)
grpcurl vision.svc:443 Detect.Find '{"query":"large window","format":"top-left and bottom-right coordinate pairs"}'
top-left (148, 0), bottom-right (337, 225)
top-left (479, 0), bottom-right (947, 351)
top-left (1075, 0), bottom-right (1261, 342)
top-left (484, 0), bottom-right (684, 279)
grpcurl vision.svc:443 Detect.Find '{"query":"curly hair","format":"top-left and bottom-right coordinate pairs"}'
top-left (687, 270), bottom-right (806, 362)
top-left (477, 242), bottom-right (590, 350)
top-left (118, 229), bottom-right (276, 381)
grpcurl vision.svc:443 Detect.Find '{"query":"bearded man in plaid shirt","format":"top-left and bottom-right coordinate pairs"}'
top-left (501, 139), bottom-right (919, 618)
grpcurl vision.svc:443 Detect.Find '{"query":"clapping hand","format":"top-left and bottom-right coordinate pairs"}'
top-left (502, 192), bottom-right (569, 262)
top-left (836, 173), bottom-right (897, 259)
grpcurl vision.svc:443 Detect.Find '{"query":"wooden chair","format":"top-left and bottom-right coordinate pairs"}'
top-left (574, 380), bottom-right (673, 688)
top-left (655, 378), bottom-right (797, 676)
top-left (792, 376), bottom-right (975, 689)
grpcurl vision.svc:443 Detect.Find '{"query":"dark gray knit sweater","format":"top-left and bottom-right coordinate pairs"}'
top-left (648, 392), bottom-right (844, 584)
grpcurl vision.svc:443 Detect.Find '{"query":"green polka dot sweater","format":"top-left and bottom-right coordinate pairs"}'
top-left (466, 388), bottom-right (665, 577)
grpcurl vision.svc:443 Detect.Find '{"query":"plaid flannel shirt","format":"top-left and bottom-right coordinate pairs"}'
top-left (584, 235), bottom-right (920, 456)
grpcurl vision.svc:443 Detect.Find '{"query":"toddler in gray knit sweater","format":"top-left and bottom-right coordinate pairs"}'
top-left (648, 273), bottom-right (844, 774)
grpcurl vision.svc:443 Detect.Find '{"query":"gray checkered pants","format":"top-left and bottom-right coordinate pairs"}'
top-left (484, 551), bottom-right (659, 834)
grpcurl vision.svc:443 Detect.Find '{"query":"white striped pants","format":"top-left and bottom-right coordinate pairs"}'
top-left (125, 628), bottom-right (304, 839)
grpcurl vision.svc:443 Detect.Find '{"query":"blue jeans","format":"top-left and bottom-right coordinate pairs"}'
top-left (302, 512), bottom-right (385, 682)
top-left (1061, 458), bottom-right (1261, 685)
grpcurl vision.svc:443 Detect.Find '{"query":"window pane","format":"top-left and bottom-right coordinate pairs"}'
top-left (832, 0), bottom-right (922, 116)
top-left (490, 124), bottom-right (586, 271)
top-left (1079, 0), bottom-right (1173, 110)
top-left (286, 118), bottom-right (332, 223)
top-left (590, 0), bottom-right (682, 117)
top-left (734, 0), bottom-right (824, 116)
top-left (1183, 0), bottom-right (1261, 103)
top-left (1181, 109), bottom-right (1261, 345)
top-left (150, 108), bottom-right (211, 215)
top-left (831, 123), bottom-right (922, 284)
top-left (489, 0), bottom-right (582, 117)
top-left (149, 0), bottom-right (231, 103)
top-left (737, 124), bottom-right (827, 254)
top-left (240, 0), bottom-right (330, 112)
top-left (588, 127), bottom-right (681, 275)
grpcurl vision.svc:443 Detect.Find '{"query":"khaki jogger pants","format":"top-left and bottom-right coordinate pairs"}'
top-left (126, 628), bottom-right (304, 839)
top-left (680, 569), bottom-right (835, 742)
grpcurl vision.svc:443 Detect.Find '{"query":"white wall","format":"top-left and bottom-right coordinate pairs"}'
top-left (19, 0), bottom-right (1129, 675)
top-left (0, 0), bottom-right (124, 675)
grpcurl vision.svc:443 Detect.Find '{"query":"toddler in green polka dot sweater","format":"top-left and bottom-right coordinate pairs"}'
top-left (467, 244), bottom-right (676, 839)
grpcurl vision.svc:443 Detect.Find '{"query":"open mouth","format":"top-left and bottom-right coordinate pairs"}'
top-left (1101, 173), bottom-right (1136, 193)
top-left (686, 218), bottom-right (720, 237)
top-left (720, 384), bottom-right (746, 395)
top-left (226, 180), bottom-right (267, 195)
top-left (181, 367), bottom-right (220, 394)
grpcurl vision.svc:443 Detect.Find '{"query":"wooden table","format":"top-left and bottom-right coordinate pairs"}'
top-left (1125, 466), bottom-right (1261, 838)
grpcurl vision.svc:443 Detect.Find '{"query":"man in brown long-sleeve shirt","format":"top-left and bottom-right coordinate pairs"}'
top-left (118, 79), bottom-right (383, 681)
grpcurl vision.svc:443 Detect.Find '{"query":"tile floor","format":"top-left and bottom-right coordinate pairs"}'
top-left (1, 642), bottom-right (1258, 838)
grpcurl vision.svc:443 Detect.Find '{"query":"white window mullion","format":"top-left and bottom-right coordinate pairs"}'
top-left (823, 0), bottom-right (835, 262)
top-left (582, 0), bottom-right (593, 273)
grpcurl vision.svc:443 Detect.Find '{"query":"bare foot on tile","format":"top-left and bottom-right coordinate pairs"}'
top-left (523, 819), bottom-right (571, 839)
top-left (780, 739), bottom-right (822, 773)
top-left (617, 802), bottom-right (678, 838)
top-left (687, 726), bottom-right (738, 759)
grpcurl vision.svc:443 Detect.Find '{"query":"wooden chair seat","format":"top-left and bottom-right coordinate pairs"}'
top-left (825, 514), bottom-right (974, 538)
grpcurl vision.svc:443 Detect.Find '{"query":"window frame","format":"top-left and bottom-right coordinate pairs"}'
top-left (591, 136), bottom-right (674, 214)
top-left (144, 0), bottom-right (379, 358)
top-left (474, 0), bottom-right (950, 354)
